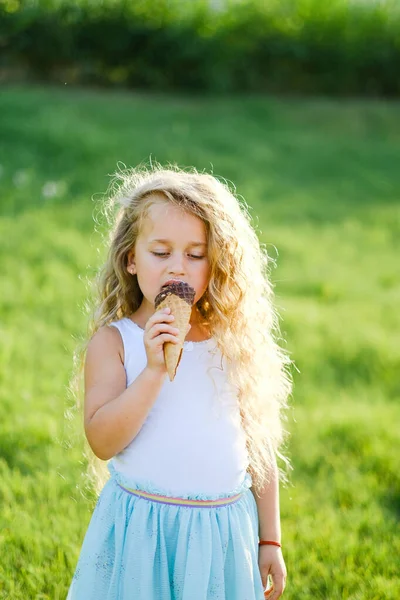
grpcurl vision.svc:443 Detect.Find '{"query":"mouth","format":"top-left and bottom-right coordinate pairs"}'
top-left (162, 279), bottom-right (187, 287)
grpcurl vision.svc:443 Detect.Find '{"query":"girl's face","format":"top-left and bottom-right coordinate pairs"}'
top-left (127, 199), bottom-right (211, 318)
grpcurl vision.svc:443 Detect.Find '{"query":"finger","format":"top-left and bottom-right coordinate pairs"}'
top-left (272, 570), bottom-right (286, 596)
top-left (260, 570), bottom-right (268, 590)
top-left (264, 584), bottom-right (274, 599)
top-left (149, 333), bottom-right (180, 345)
top-left (264, 573), bottom-right (277, 598)
top-left (265, 574), bottom-right (285, 599)
top-left (145, 309), bottom-right (174, 330)
top-left (148, 324), bottom-right (179, 339)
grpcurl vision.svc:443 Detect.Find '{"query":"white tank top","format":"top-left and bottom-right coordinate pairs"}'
top-left (109, 318), bottom-right (250, 496)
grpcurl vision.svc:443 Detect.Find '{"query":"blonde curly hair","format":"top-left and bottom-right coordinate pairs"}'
top-left (71, 162), bottom-right (293, 497)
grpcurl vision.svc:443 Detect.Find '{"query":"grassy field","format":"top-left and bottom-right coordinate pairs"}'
top-left (0, 84), bottom-right (399, 600)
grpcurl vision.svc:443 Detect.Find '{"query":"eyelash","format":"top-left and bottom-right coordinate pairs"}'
top-left (152, 252), bottom-right (204, 260)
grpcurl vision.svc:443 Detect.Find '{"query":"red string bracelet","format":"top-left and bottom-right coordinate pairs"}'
top-left (259, 540), bottom-right (281, 547)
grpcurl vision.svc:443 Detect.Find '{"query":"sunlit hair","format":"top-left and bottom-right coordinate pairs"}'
top-left (71, 162), bottom-right (293, 497)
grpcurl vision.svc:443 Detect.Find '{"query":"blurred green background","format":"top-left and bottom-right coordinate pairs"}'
top-left (2, 0), bottom-right (400, 95)
top-left (1, 1), bottom-right (400, 599)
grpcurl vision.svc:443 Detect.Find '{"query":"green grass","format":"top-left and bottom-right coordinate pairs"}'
top-left (0, 84), bottom-right (399, 599)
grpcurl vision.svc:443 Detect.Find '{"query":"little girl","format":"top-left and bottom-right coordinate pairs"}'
top-left (67, 164), bottom-right (292, 600)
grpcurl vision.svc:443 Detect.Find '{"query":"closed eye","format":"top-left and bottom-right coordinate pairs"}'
top-left (152, 252), bottom-right (205, 260)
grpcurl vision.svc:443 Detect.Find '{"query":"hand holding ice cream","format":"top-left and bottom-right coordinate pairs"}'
top-left (154, 281), bottom-right (195, 381)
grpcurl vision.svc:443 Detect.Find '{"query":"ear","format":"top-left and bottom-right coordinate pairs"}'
top-left (126, 250), bottom-right (136, 275)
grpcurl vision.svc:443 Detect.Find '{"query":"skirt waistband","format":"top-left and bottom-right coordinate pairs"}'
top-left (116, 483), bottom-right (243, 508)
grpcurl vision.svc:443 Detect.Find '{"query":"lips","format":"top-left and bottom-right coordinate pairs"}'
top-left (162, 279), bottom-right (187, 287)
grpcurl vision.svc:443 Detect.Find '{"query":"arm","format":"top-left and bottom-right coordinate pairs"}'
top-left (84, 326), bottom-right (166, 460)
top-left (251, 460), bottom-right (281, 542)
top-left (251, 458), bottom-right (287, 598)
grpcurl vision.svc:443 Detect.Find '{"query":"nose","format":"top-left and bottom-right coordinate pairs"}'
top-left (168, 252), bottom-right (186, 276)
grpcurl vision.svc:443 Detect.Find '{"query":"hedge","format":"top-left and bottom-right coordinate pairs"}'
top-left (1, 0), bottom-right (400, 95)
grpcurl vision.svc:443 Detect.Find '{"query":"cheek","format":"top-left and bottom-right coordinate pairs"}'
top-left (199, 261), bottom-right (211, 284)
top-left (141, 253), bottom-right (160, 271)
top-left (137, 255), bottom-right (162, 284)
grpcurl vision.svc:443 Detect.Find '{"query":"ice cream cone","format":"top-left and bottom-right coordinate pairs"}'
top-left (154, 282), bottom-right (195, 381)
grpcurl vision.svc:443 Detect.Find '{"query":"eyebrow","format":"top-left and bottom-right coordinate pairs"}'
top-left (148, 238), bottom-right (207, 247)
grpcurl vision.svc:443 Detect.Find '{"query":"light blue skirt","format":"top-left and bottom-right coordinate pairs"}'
top-left (67, 464), bottom-right (265, 599)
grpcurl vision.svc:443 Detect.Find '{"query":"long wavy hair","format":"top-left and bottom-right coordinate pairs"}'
top-left (70, 163), bottom-right (294, 497)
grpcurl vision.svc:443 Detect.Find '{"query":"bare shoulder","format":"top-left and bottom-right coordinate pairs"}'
top-left (84, 325), bottom-right (126, 424)
top-left (86, 324), bottom-right (124, 364)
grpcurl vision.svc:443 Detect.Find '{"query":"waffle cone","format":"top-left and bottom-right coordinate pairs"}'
top-left (156, 294), bottom-right (192, 381)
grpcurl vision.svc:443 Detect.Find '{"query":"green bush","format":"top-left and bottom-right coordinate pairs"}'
top-left (1, 0), bottom-right (400, 95)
